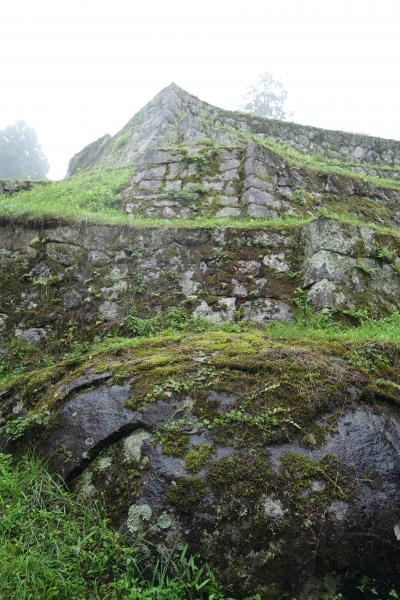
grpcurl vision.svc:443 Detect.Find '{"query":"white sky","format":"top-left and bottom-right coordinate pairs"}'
top-left (1, 0), bottom-right (399, 179)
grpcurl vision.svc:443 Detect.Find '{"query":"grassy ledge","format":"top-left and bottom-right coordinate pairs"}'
top-left (0, 168), bottom-right (133, 226)
top-left (255, 136), bottom-right (400, 191)
top-left (2, 310), bottom-right (400, 395)
top-left (218, 123), bottom-right (400, 192)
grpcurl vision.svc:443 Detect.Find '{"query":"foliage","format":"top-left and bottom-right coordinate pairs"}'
top-left (199, 406), bottom-right (300, 432)
top-left (241, 72), bottom-right (293, 120)
top-left (373, 243), bottom-right (397, 262)
top-left (126, 307), bottom-right (210, 338)
top-left (182, 144), bottom-right (219, 172)
top-left (0, 120), bottom-right (49, 180)
top-left (111, 133), bottom-right (130, 151)
top-left (292, 187), bottom-right (307, 205)
top-left (0, 453), bottom-right (261, 599)
top-left (265, 309), bottom-right (400, 344)
top-left (142, 366), bottom-right (217, 408)
top-left (2, 160), bottom-right (400, 237)
top-left (4, 404), bottom-right (50, 440)
top-left (253, 135), bottom-right (400, 192)
top-left (0, 167), bottom-right (132, 223)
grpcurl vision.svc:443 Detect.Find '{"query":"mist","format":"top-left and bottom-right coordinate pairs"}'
top-left (1, 0), bottom-right (399, 179)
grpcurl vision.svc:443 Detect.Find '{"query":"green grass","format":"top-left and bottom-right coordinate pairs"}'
top-left (2, 309), bottom-right (400, 393)
top-left (217, 121), bottom-right (400, 191)
top-left (254, 135), bottom-right (400, 191)
top-left (0, 168), bottom-right (133, 225)
top-left (265, 310), bottom-right (400, 344)
top-left (2, 177), bottom-right (400, 237)
top-left (0, 173), bottom-right (310, 229)
top-left (92, 310), bottom-right (400, 363)
top-left (320, 157), bottom-right (400, 176)
top-left (112, 215), bottom-right (309, 229)
top-left (0, 171), bottom-right (306, 228)
top-left (316, 208), bottom-right (400, 239)
top-left (0, 453), bottom-right (258, 600)
top-left (2, 132), bottom-right (400, 233)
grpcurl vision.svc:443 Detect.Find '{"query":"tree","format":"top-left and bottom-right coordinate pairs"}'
top-left (0, 120), bottom-right (49, 180)
top-left (241, 72), bottom-right (293, 121)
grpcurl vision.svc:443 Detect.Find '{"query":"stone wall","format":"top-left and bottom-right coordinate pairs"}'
top-left (122, 142), bottom-right (400, 224)
top-left (1, 217), bottom-right (400, 354)
top-left (227, 111), bottom-right (400, 166)
top-left (67, 84), bottom-right (400, 177)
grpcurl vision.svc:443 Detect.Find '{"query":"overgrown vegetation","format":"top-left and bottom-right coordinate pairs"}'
top-left (0, 453), bottom-right (257, 600)
top-left (2, 308), bottom-right (400, 394)
top-left (255, 135), bottom-right (400, 191)
top-left (5, 454), bottom-right (386, 599)
top-left (1, 312), bottom-right (400, 598)
top-left (126, 306), bottom-right (211, 338)
top-left (0, 167), bottom-right (133, 224)
top-left (265, 309), bottom-right (400, 344)
top-left (220, 124), bottom-right (400, 192)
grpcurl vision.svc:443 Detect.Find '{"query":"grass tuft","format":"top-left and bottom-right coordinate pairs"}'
top-left (0, 453), bottom-right (257, 600)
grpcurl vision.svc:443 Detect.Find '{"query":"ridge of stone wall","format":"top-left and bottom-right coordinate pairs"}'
top-left (67, 84), bottom-right (400, 176)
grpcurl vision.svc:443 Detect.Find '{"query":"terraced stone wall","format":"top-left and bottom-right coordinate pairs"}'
top-left (122, 142), bottom-right (400, 223)
top-left (67, 84), bottom-right (400, 179)
top-left (1, 217), bottom-right (400, 357)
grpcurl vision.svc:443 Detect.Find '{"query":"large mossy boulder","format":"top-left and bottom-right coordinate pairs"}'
top-left (1, 330), bottom-right (400, 598)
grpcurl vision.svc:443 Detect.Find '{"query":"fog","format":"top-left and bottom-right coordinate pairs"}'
top-left (1, 0), bottom-right (399, 179)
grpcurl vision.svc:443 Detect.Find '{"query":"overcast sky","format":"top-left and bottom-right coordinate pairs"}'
top-left (1, 0), bottom-right (399, 179)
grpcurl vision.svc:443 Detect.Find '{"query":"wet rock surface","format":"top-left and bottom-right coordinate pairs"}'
top-left (2, 332), bottom-right (400, 598)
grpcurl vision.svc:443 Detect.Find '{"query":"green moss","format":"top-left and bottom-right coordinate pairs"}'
top-left (207, 455), bottom-right (272, 499)
top-left (185, 444), bottom-right (214, 473)
top-left (278, 453), bottom-right (355, 527)
top-left (160, 432), bottom-right (189, 457)
top-left (166, 477), bottom-right (206, 513)
top-left (4, 326), bottom-right (400, 448)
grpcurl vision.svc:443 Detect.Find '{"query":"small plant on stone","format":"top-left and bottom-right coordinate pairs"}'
top-left (63, 341), bottom-right (86, 362)
top-left (4, 404), bottom-right (51, 441)
top-left (294, 287), bottom-right (313, 322)
top-left (166, 270), bottom-right (180, 284)
top-left (287, 270), bottom-right (300, 279)
top-left (234, 308), bottom-right (244, 322)
top-left (374, 243), bottom-right (397, 262)
top-left (132, 272), bottom-right (146, 295)
top-left (355, 259), bottom-right (374, 276)
top-left (293, 187), bottom-right (307, 206)
top-left (164, 307), bottom-right (190, 330)
top-left (127, 307), bottom-right (162, 337)
top-left (131, 249), bottom-right (143, 259)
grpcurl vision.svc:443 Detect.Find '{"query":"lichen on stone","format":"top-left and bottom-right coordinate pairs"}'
top-left (127, 503), bottom-right (152, 534)
top-left (123, 429), bottom-right (151, 462)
